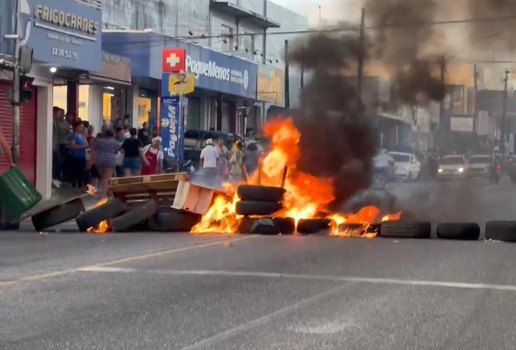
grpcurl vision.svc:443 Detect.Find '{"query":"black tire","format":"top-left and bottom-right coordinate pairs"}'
top-left (380, 222), bottom-right (431, 239)
top-left (32, 198), bottom-right (85, 231)
top-left (237, 185), bottom-right (286, 202)
top-left (251, 218), bottom-right (279, 235)
top-left (235, 201), bottom-right (283, 216)
top-left (148, 209), bottom-right (202, 232)
top-left (76, 198), bottom-right (126, 232)
top-left (436, 223), bottom-right (480, 241)
top-left (110, 200), bottom-right (159, 232)
top-left (273, 217), bottom-right (295, 235)
top-left (485, 221), bottom-right (516, 242)
top-left (297, 219), bottom-right (331, 235)
top-left (237, 217), bottom-right (256, 234)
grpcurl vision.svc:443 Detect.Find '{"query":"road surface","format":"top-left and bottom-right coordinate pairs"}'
top-left (2, 178), bottom-right (516, 349)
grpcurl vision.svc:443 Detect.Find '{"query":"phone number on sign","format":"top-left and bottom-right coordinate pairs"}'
top-left (51, 48), bottom-right (78, 60)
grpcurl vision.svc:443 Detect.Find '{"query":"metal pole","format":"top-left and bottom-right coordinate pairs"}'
top-left (12, 0), bottom-right (21, 164)
top-left (357, 8), bottom-right (365, 100)
top-left (473, 64), bottom-right (478, 134)
top-left (284, 39), bottom-right (290, 109)
top-left (501, 69), bottom-right (510, 153)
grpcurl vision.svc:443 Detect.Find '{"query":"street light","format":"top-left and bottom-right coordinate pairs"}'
top-left (49, 66), bottom-right (57, 74)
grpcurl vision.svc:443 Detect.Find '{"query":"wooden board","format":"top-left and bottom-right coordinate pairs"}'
top-left (108, 173), bottom-right (188, 208)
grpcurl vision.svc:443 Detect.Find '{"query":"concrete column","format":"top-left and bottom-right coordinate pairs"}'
top-left (66, 81), bottom-right (79, 116)
top-left (88, 85), bottom-right (103, 132)
top-left (128, 83), bottom-right (139, 128)
top-left (36, 85), bottom-right (53, 199)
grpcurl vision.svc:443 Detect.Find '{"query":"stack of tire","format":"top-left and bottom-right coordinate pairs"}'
top-left (236, 185), bottom-right (295, 235)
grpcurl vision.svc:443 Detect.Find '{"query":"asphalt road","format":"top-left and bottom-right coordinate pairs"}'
top-left (2, 178), bottom-right (516, 349)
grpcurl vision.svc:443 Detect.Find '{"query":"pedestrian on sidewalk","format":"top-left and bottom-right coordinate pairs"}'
top-left (200, 138), bottom-right (218, 186)
top-left (93, 129), bottom-right (120, 198)
top-left (114, 127), bottom-right (126, 177)
top-left (141, 137), bottom-right (164, 176)
top-left (216, 138), bottom-right (229, 179)
top-left (229, 140), bottom-right (245, 182)
top-left (138, 121), bottom-right (151, 146)
top-left (67, 122), bottom-right (89, 189)
top-left (121, 128), bottom-right (149, 176)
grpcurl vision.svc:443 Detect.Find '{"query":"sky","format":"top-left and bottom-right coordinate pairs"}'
top-left (271, 0), bottom-right (363, 26)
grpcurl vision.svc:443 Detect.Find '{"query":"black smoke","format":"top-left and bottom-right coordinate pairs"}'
top-left (289, 34), bottom-right (377, 208)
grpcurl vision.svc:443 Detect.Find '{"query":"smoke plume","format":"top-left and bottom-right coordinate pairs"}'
top-left (469, 0), bottom-right (516, 50)
top-left (364, 0), bottom-right (444, 105)
top-left (289, 34), bottom-right (377, 208)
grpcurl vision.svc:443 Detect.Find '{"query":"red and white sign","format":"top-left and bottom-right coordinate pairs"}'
top-left (162, 49), bottom-right (186, 73)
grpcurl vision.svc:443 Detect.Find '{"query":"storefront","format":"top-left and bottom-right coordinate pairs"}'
top-left (14, 0), bottom-right (102, 198)
top-left (103, 31), bottom-right (258, 135)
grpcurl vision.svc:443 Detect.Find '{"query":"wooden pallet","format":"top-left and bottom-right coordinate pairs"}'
top-left (108, 173), bottom-right (189, 208)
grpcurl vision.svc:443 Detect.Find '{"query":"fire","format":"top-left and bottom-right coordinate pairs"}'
top-left (87, 198), bottom-right (110, 234)
top-left (381, 212), bottom-right (402, 222)
top-left (86, 184), bottom-right (97, 196)
top-left (191, 117), bottom-right (401, 236)
top-left (191, 183), bottom-right (240, 234)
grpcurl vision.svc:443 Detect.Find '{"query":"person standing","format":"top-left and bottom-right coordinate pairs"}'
top-left (114, 127), bottom-right (126, 177)
top-left (67, 122), bottom-right (89, 189)
top-left (215, 138), bottom-right (229, 179)
top-left (229, 140), bottom-right (245, 181)
top-left (0, 125), bottom-right (14, 168)
top-left (141, 137), bottom-right (164, 176)
top-left (200, 139), bottom-right (218, 185)
top-left (138, 122), bottom-right (151, 146)
top-left (54, 108), bottom-right (71, 183)
top-left (121, 128), bottom-right (149, 176)
top-left (93, 129), bottom-right (120, 198)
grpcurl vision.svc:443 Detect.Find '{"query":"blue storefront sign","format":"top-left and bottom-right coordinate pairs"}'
top-left (18, 0), bottom-right (102, 71)
top-left (161, 97), bottom-right (184, 162)
top-left (103, 32), bottom-right (257, 99)
top-left (161, 45), bottom-right (257, 99)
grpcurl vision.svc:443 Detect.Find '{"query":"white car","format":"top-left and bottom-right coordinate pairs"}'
top-left (389, 152), bottom-right (421, 181)
top-left (438, 155), bottom-right (467, 179)
top-left (466, 155), bottom-right (491, 177)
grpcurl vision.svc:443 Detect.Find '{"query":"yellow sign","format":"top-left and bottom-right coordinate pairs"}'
top-left (168, 73), bottom-right (196, 95)
top-left (257, 65), bottom-right (285, 107)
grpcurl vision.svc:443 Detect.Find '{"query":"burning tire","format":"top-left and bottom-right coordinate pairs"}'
top-left (110, 199), bottom-right (159, 232)
top-left (76, 198), bottom-right (126, 232)
top-left (251, 218), bottom-right (280, 235)
top-left (380, 222), bottom-right (431, 239)
top-left (235, 201), bottom-right (283, 216)
top-left (485, 221), bottom-right (516, 242)
top-left (148, 209), bottom-right (202, 232)
top-left (237, 185), bottom-right (286, 202)
top-left (297, 219), bottom-right (331, 235)
top-left (32, 198), bottom-right (85, 231)
top-left (436, 223), bottom-right (480, 241)
top-left (237, 217), bottom-right (256, 234)
top-left (273, 217), bottom-right (295, 235)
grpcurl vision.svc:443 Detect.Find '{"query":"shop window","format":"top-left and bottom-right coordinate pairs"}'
top-left (138, 96), bottom-right (152, 127)
top-left (52, 85), bottom-right (89, 122)
top-left (187, 97), bottom-right (201, 130)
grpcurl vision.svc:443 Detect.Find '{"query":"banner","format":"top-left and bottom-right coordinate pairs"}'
top-left (160, 97), bottom-right (184, 162)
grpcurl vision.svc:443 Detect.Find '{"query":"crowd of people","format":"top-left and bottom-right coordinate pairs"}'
top-left (52, 107), bottom-right (162, 197)
top-left (199, 137), bottom-right (261, 186)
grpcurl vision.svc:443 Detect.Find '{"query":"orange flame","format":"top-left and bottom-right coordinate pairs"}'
top-left (191, 117), bottom-right (400, 236)
top-left (87, 198), bottom-right (110, 234)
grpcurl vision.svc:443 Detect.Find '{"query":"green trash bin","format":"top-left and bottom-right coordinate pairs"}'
top-left (0, 167), bottom-right (42, 219)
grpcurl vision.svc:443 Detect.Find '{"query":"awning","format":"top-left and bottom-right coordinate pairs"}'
top-left (211, 1), bottom-right (280, 28)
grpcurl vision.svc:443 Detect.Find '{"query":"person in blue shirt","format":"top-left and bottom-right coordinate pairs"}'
top-left (68, 122), bottom-right (89, 189)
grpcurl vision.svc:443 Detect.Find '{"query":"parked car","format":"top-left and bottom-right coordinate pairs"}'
top-left (438, 155), bottom-right (467, 180)
top-left (466, 155), bottom-right (491, 178)
top-left (389, 152), bottom-right (421, 181)
top-left (372, 150), bottom-right (396, 189)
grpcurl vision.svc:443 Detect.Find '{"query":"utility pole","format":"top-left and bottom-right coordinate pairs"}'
top-left (501, 69), bottom-right (510, 153)
top-left (12, 0), bottom-right (21, 164)
top-left (357, 8), bottom-right (365, 100)
top-left (284, 39), bottom-right (290, 109)
top-left (473, 64), bottom-right (478, 133)
top-left (300, 62), bottom-right (304, 90)
top-left (438, 55), bottom-right (447, 153)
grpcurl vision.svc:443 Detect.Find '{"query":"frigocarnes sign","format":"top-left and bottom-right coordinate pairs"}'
top-left (186, 55), bottom-right (250, 91)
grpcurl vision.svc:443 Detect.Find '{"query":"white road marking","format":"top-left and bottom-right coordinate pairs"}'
top-left (0, 236), bottom-right (253, 287)
top-left (78, 267), bottom-right (516, 293)
top-left (292, 319), bottom-right (359, 335)
top-left (181, 283), bottom-right (352, 350)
